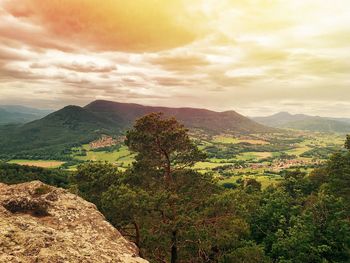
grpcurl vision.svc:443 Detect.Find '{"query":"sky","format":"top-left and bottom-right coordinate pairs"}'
top-left (0, 0), bottom-right (349, 117)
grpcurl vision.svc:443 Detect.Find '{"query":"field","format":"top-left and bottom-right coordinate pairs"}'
top-left (220, 175), bottom-right (283, 189)
top-left (193, 131), bottom-right (345, 188)
top-left (72, 145), bottom-right (135, 168)
top-left (8, 160), bottom-right (65, 168)
top-left (213, 135), bottom-right (269, 145)
top-left (7, 131), bottom-right (345, 189)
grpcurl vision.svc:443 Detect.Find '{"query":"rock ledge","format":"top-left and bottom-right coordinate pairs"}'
top-left (0, 181), bottom-right (148, 263)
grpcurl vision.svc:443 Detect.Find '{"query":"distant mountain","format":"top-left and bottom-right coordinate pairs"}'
top-left (253, 112), bottom-right (350, 133)
top-left (0, 100), bottom-right (273, 158)
top-left (329, 117), bottom-right (350, 124)
top-left (280, 118), bottom-right (350, 133)
top-left (85, 100), bottom-right (273, 134)
top-left (0, 105), bottom-right (120, 158)
top-left (252, 112), bottom-right (311, 127)
top-left (0, 105), bottom-right (53, 125)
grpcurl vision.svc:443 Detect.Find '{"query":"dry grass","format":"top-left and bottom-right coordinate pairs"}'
top-left (8, 160), bottom-right (65, 168)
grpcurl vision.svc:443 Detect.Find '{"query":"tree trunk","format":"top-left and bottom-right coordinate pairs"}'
top-left (133, 222), bottom-right (142, 257)
top-left (171, 230), bottom-right (178, 263)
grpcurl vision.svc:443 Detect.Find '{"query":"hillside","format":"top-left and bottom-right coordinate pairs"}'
top-left (85, 100), bottom-right (273, 134)
top-left (280, 118), bottom-right (350, 133)
top-left (253, 112), bottom-right (350, 133)
top-left (0, 181), bottom-right (147, 263)
top-left (0, 106), bottom-right (120, 158)
top-left (0, 105), bottom-right (52, 125)
top-left (252, 112), bottom-right (311, 127)
top-left (0, 101), bottom-right (273, 159)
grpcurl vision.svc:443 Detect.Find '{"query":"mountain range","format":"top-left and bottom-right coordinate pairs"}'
top-left (253, 112), bottom-right (350, 133)
top-left (0, 105), bottom-right (53, 125)
top-left (0, 100), bottom-right (273, 158)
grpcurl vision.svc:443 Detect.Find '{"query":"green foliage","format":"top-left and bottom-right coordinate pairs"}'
top-left (280, 170), bottom-right (313, 198)
top-left (243, 178), bottom-right (262, 193)
top-left (220, 243), bottom-right (270, 263)
top-left (73, 113), bottom-right (269, 262)
top-left (70, 120), bottom-right (350, 263)
top-left (345, 134), bottom-right (350, 150)
top-left (300, 146), bottom-right (339, 159)
top-left (0, 162), bottom-right (69, 188)
top-left (269, 192), bottom-right (350, 263)
top-left (250, 151), bottom-right (350, 263)
top-left (125, 112), bottom-right (206, 180)
top-left (73, 162), bottom-right (120, 207)
top-left (322, 151), bottom-right (350, 213)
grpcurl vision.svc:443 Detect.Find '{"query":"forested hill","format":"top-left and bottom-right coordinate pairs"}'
top-left (0, 100), bottom-right (273, 159)
top-left (253, 112), bottom-right (350, 133)
top-left (85, 100), bottom-right (274, 134)
top-left (0, 105), bottom-right (121, 159)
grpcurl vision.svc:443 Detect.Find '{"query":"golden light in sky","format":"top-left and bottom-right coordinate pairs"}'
top-left (0, 0), bottom-right (349, 116)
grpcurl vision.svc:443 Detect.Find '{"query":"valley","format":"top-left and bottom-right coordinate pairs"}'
top-left (6, 128), bottom-right (345, 189)
top-left (1, 101), bottom-right (347, 190)
top-left (1, 102), bottom-right (349, 263)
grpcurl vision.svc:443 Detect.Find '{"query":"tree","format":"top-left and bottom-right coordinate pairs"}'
top-left (0, 162), bottom-right (69, 188)
top-left (73, 161), bottom-right (120, 207)
top-left (125, 112), bottom-right (206, 185)
top-left (281, 170), bottom-right (313, 199)
top-left (124, 113), bottom-right (209, 262)
top-left (345, 134), bottom-right (350, 150)
top-left (321, 151), bottom-right (350, 214)
top-left (70, 127), bottom-right (350, 263)
top-left (243, 178), bottom-right (262, 193)
top-left (270, 191), bottom-right (350, 263)
top-left (103, 113), bottom-right (264, 262)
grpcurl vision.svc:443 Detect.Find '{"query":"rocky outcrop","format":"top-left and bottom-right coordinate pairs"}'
top-left (0, 181), bottom-right (148, 263)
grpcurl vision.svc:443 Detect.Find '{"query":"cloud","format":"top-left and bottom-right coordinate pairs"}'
top-left (58, 62), bottom-right (117, 73)
top-left (0, 0), bottom-right (350, 117)
top-left (0, 47), bottom-right (29, 61)
top-left (3, 0), bottom-right (198, 52)
top-left (148, 53), bottom-right (209, 72)
top-left (0, 9), bottom-right (75, 52)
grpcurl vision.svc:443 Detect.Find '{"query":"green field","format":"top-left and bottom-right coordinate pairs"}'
top-left (220, 174), bottom-right (283, 189)
top-left (8, 160), bottom-right (65, 168)
top-left (212, 136), bottom-right (240, 144)
top-left (73, 145), bottom-right (135, 168)
top-left (213, 135), bottom-right (269, 145)
top-left (237, 152), bottom-right (272, 161)
top-left (8, 132), bottom-right (345, 186)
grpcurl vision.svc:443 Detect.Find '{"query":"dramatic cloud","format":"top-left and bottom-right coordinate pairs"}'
top-left (0, 0), bottom-right (349, 117)
top-left (3, 0), bottom-right (197, 52)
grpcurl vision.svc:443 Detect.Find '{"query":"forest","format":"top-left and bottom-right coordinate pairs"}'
top-left (1, 115), bottom-right (349, 263)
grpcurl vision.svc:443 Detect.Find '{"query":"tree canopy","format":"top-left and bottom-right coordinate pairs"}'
top-left (69, 115), bottom-right (350, 263)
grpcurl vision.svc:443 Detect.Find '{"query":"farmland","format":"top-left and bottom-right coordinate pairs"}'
top-left (8, 160), bottom-right (65, 168)
top-left (6, 130), bottom-right (345, 188)
top-left (195, 131), bottom-right (345, 187)
top-left (69, 130), bottom-right (346, 188)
